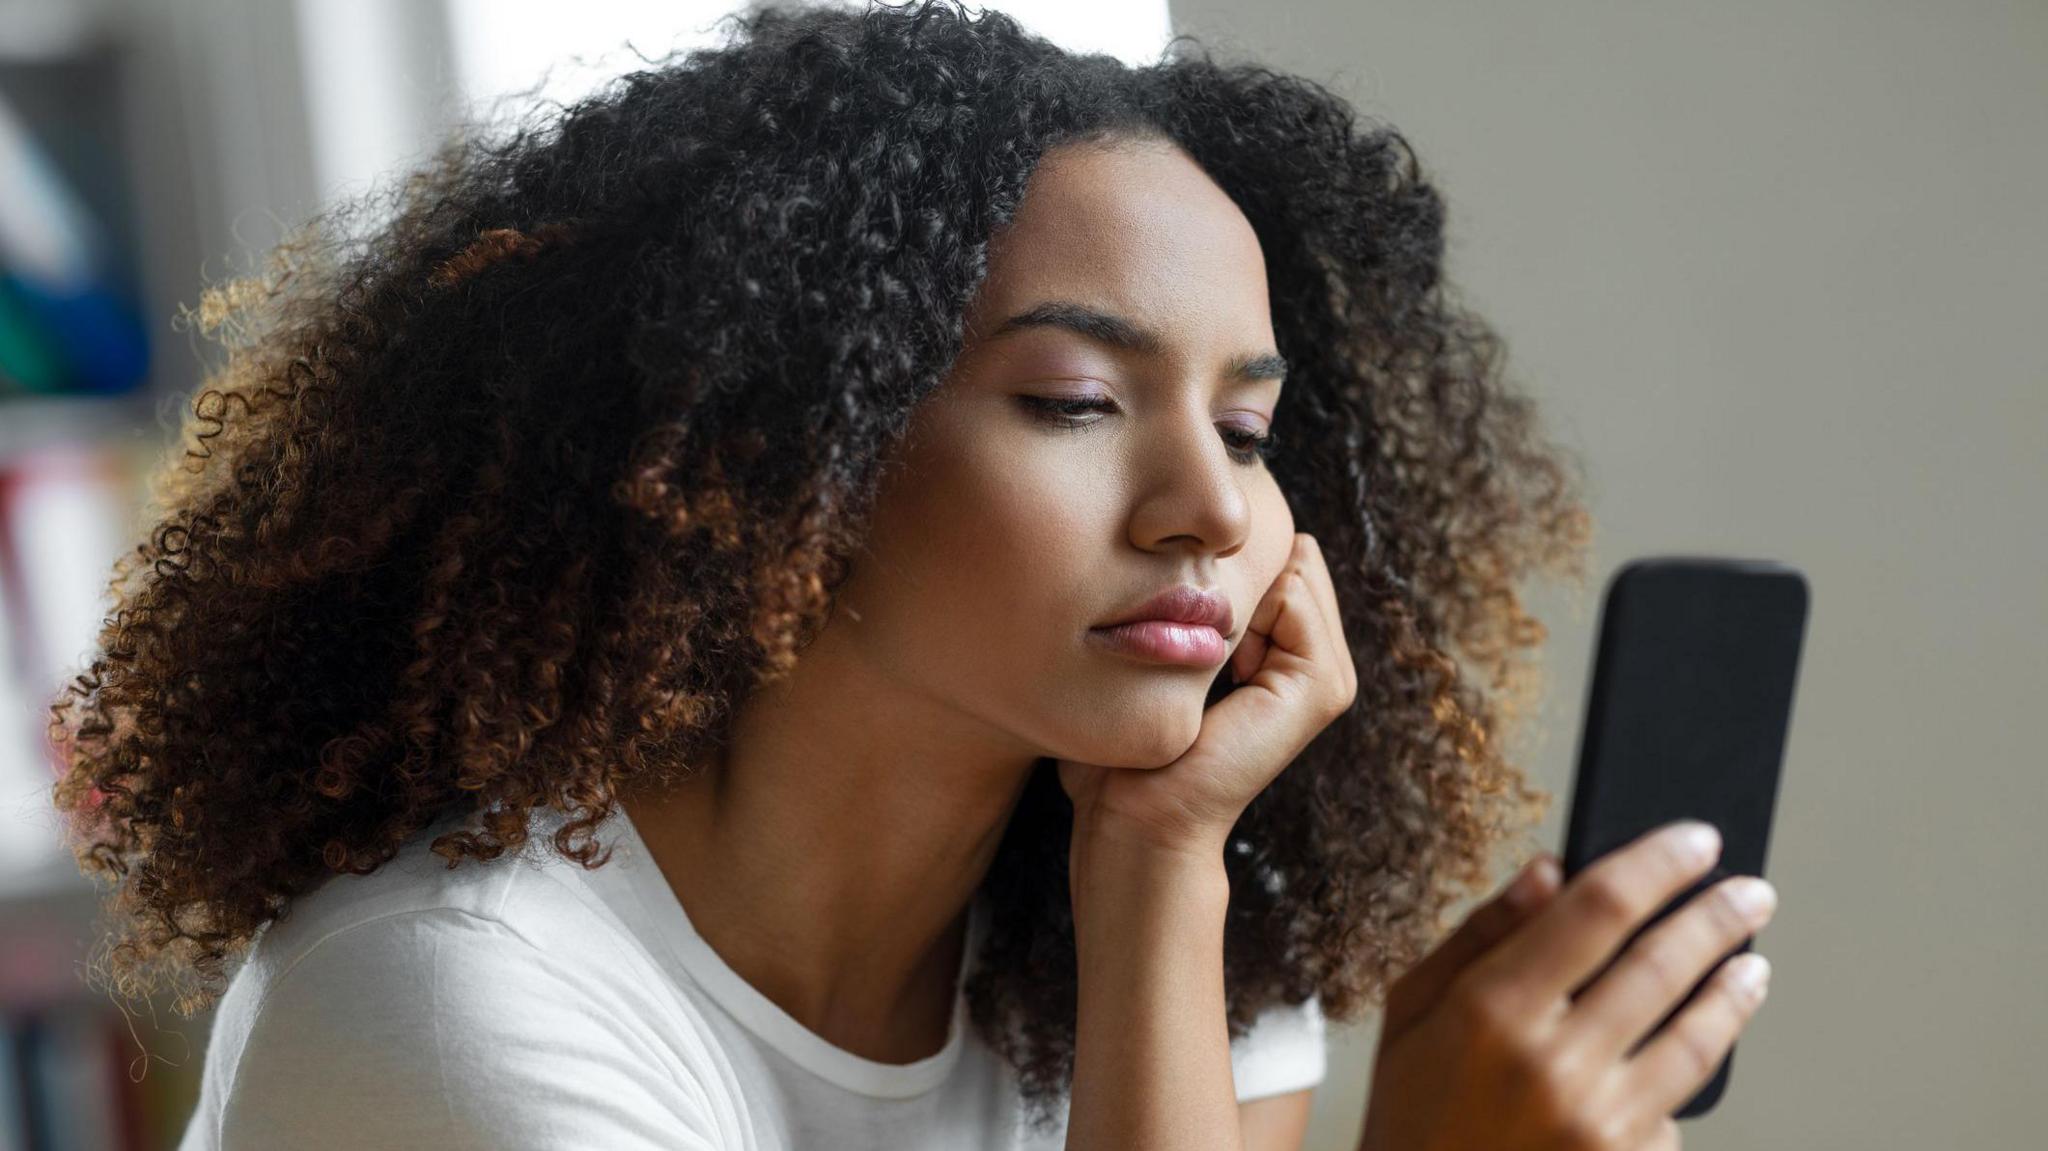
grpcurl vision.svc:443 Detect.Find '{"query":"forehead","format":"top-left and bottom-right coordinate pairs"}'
top-left (962, 139), bottom-right (1274, 352)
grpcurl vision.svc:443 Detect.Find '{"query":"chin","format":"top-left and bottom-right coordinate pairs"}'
top-left (1058, 712), bottom-right (1203, 770)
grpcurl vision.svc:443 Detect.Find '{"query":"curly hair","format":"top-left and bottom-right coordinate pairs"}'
top-left (47, 0), bottom-right (1591, 1128)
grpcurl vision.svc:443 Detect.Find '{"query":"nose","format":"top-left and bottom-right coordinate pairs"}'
top-left (1122, 403), bottom-right (1255, 561)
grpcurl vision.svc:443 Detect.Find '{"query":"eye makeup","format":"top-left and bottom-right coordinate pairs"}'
top-left (1014, 394), bottom-right (1279, 466)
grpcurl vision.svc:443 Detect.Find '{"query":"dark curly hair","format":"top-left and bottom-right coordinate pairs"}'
top-left (47, 0), bottom-right (1592, 1127)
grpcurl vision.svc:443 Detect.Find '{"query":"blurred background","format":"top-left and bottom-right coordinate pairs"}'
top-left (0, 0), bottom-right (2039, 1148)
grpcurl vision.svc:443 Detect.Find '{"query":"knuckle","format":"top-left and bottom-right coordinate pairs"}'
top-left (1531, 1036), bottom-right (1595, 1099)
top-left (1555, 1105), bottom-right (1629, 1151)
top-left (1448, 977), bottom-right (1540, 1058)
top-left (1499, 1023), bottom-right (1554, 1081)
top-left (1326, 678), bottom-right (1355, 716)
top-left (1265, 673), bottom-right (1309, 709)
top-left (1507, 1044), bottom-right (1573, 1120)
top-left (1619, 1111), bottom-right (1677, 1151)
top-left (1631, 935), bottom-right (1696, 1000)
top-left (1671, 1019), bottom-right (1724, 1083)
top-left (1576, 872), bottom-right (1641, 931)
top-left (1446, 977), bottom-right (1515, 1035)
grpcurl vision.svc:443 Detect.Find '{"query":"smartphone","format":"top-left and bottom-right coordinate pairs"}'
top-left (1559, 556), bottom-right (1810, 1119)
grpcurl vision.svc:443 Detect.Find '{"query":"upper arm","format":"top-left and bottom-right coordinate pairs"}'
top-left (218, 909), bottom-right (727, 1151)
top-left (1239, 1087), bottom-right (1315, 1151)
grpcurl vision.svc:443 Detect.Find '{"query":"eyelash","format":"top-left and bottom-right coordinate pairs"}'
top-left (1018, 395), bottom-right (1280, 466)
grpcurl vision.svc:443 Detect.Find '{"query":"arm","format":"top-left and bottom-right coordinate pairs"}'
top-left (1056, 815), bottom-right (1327, 1146)
top-left (1064, 822), bottom-right (1240, 1151)
top-left (1064, 824), bottom-right (1323, 1151)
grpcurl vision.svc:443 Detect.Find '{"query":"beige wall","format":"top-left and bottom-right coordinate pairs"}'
top-left (1163, 2), bottom-right (2048, 1148)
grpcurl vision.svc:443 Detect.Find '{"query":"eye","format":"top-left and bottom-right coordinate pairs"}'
top-left (1016, 396), bottom-right (1280, 467)
top-left (1220, 423), bottom-right (1281, 466)
top-left (1016, 395), bottom-right (1115, 425)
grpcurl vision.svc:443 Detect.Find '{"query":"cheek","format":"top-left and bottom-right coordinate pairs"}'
top-left (1247, 484), bottom-right (1298, 585)
top-left (854, 423), bottom-right (1107, 678)
top-left (843, 402), bottom-right (1298, 764)
top-left (928, 440), bottom-right (1106, 636)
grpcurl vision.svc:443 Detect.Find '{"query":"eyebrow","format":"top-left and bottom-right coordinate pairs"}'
top-left (987, 299), bottom-right (1289, 385)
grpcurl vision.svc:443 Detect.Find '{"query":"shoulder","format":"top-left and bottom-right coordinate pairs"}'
top-left (198, 825), bottom-right (744, 1150)
top-left (234, 822), bottom-right (638, 986)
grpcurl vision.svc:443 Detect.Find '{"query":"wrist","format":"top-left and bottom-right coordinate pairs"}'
top-left (1071, 807), bottom-right (1231, 866)
top-left (1070, 815), bottom-right (1230, 910)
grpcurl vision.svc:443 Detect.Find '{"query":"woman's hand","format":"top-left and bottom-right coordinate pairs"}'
top-left (1058, 531), bottom-right (1358, 858)
top-left (1359, 821), bottom-right (1778, 1151)
top-left (1057, 532), bottom-right (1355, 1147)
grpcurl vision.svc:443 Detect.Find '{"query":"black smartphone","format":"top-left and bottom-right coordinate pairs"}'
top-left (1559, 556), bottom-right (1810, 1119)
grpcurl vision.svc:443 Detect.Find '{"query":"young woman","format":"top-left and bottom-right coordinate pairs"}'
top-left (49, 2), bottom-right (1775, 1148)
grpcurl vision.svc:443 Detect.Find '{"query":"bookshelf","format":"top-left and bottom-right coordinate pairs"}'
top-left (0, 0), bottom-right (286, 1145)
top-left (1, 0), bottom-right (541, 1144)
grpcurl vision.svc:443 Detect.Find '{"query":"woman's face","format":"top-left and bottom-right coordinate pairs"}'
top-left (830, 137), bottom-right (1297, 769)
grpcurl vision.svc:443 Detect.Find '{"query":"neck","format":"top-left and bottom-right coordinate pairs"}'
top-left (617, 622), bottom-right (1043, 1064)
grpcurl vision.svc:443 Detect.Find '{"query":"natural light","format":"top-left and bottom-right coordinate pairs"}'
top-left (445, 0), bottom-right (1175, 124)
top-left (296, 0), bottom-right (1173, 209)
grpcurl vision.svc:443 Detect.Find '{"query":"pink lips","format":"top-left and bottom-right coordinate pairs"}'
top-left (1086, 620), bottom-right (1230, 666)
top-left (1089, 584), bottom-right (1234, 667)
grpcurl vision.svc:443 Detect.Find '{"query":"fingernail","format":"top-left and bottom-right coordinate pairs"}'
top-left (1726, 953), bottom-right (1771, 1000)
top-left (1724, 876), bottom-right (1777, 922)
top-left (1509, 857), bottom-right (1558, 908)
top-left (1672, 820), bottom-right (1721, 866)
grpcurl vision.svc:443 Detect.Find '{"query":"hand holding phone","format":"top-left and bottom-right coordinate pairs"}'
top-left (1360, 818), bottom-right (1777, 1151)
top-left (1360, 556), bottom-right (1808, 1147)
top-left (1557, 556), bottom-right (1807, 1117)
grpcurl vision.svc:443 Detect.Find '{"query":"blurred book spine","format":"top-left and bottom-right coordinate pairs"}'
top-left (1, 426), bottom-right (203, 1151)
top-left (3, 13), bottom-right (205, 1149)
top-left (0, 79), bottom-right (151, 399)
top-left (2, 1001), bottom-right (199, 1151)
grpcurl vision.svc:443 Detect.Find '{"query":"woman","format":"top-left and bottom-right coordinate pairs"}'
top-left (50, 2), bottom-right (1774, 1148)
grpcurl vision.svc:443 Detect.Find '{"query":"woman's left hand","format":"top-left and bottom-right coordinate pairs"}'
top-left (1058, 532), bottom-right (1359, 858)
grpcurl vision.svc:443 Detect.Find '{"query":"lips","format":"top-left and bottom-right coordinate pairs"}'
top-left (1092, 584), bottom-right (1234, 636)
top-left (1086, 619), bottom-right (1231, 666)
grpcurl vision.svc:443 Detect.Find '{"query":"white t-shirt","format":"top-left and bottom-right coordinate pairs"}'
top-left (176, 803), bottom-right (1325, 1150)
